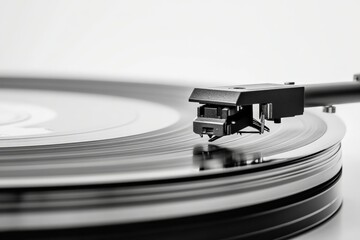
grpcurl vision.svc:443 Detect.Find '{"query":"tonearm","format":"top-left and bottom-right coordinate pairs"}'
top-left (189, 74), bottom-right (360, 142)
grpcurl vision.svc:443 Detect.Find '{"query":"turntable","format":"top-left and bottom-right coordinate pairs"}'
top-left (0, 76), bottom-right (357, 239)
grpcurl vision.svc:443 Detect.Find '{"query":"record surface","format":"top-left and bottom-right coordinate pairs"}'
top-left (0, 77), bottom-right (345, 239)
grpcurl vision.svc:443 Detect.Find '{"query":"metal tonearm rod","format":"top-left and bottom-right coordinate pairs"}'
top-left (189, 74), bottom-right (360, 142)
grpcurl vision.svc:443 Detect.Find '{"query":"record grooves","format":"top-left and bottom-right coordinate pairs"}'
top-left (1, 170), bottom-right (342, 240)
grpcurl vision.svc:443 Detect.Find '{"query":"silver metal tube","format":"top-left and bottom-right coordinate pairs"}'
top-left (304, 82), bottom-right (360, 107)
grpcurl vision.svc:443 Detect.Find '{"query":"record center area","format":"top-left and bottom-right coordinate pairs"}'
top-left (0, 88), bottom-right (179, 147)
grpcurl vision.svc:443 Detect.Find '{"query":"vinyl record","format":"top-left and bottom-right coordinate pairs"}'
top-left (0, 77), bottom-right (345, 239)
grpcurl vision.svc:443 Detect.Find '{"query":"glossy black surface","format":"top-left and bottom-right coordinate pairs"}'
top-left (0, 170), bottom-right (342, 240)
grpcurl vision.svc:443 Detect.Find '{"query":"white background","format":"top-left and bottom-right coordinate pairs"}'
top-left (0, 1), bottom-right (360, 239)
